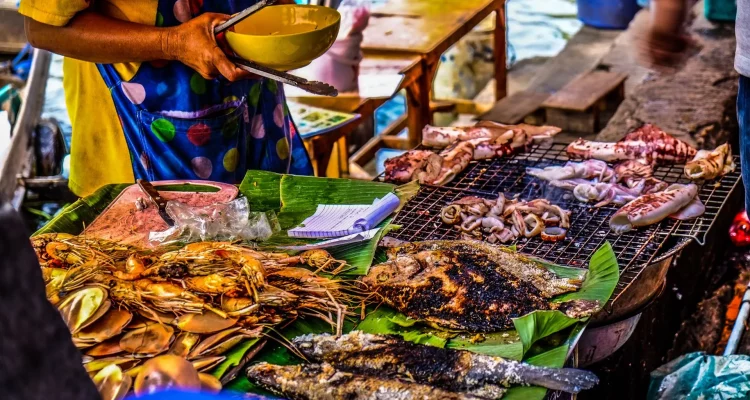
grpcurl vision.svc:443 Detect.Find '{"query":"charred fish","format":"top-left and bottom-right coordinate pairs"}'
top-left (246, 362), bottom-right (486, 400)
top-left (362, 241), bottom-right (596, 332)
top-left (293, 331), bottom-right (598, 395)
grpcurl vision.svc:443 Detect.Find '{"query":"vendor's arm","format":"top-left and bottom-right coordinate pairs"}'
top-left (634, 0), bottom-right (692, 70)
top-left (24, 10), bottom-right (249, 81)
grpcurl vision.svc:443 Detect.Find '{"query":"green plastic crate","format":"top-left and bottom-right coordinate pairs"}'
top-left (705, 0), bottom-right (736, 21)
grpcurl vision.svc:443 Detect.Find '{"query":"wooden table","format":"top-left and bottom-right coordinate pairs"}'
top-left (295, 53), bottom-right (423, 177)
top-left (361, 0), bottom-right (508, 148)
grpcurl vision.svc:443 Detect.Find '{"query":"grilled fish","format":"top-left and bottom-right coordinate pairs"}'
top-left (246, 362), bottom-right (486, 400)
top-left (293, 331), bottom-right (599, 395)
top-left (362, 241), bottom-right (595, 332)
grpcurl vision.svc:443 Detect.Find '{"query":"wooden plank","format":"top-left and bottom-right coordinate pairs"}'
top-left (350, 114), bottom-right (408, 165)
top-left (381, 136), bottom-right (411, 150)
top-left (478, 90), bottom-right (549, 124)
top-left (542, 70), bottom-right (628, 112)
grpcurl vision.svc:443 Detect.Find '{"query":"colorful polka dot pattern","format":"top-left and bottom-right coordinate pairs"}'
top-left (151, 119), bottom-right (176, 142)
top-left (95, 0), bottom-right (313, 184)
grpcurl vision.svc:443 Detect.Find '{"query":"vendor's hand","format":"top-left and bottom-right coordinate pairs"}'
top-left (163, 13), bottom-right (253, 81)
top-left (633, 27), bottom-right (693, 73)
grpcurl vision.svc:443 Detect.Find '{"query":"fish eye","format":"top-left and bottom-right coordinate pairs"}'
top-left (377, 272), bottom-right (390, 282)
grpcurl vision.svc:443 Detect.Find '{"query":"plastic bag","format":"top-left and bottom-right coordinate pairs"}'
top-left (148, 197), bottom-right (279, 246)
top-left (648, 352), bottom-right (750, 400)
top-left (294, 0), bottom-right (370, 92)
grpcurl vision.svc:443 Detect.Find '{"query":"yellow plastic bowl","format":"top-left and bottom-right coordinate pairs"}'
top-left (226, 5), bottom-right (341, 71)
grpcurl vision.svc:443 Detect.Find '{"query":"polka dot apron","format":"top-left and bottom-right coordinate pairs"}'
top-left (96, 0), bottom-right (314, 183)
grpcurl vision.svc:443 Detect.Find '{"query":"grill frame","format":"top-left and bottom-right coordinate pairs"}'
top-left (384, 143), bottom-right (741, 303)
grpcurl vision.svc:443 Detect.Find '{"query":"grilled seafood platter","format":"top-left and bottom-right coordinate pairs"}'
top-left (361, 240), bottom-right (597, 332)
top-left (440, 194), bottom-right (571, 243)
top-left (32, 233), bottom-right (357, 399)
top-left (383, 122), bottom-right (561, 185)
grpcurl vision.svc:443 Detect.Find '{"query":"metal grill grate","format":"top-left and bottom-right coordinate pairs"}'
top-left (387, 143), bottom-right (740, 301)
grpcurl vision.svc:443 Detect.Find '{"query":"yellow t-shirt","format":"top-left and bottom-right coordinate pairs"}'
top-left (19, 0), bottom-right (158, 197)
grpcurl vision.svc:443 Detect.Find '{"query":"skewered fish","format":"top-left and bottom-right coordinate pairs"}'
top-left (383, 150), bottom-right (443, 184)
top-left (362, 241), bottom-right (594, 332)
top-left (684, 143), bottom-right (735, 180)
top-left (293, 331), bottom-right (599, 395)
top-left (526, 160), bottom-right (615, 181)
top-left (610, 184), bottom-right (702, 234)
top-left (566, 124), bottom-right (696, 164)
top-left (246, 362), bottom-right (485, 400)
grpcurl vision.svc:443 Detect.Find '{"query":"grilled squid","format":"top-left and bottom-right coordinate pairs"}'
top-left (684, 143), bottom-right (734, 180)
top-left (440, 205), bottom-right (462, 225)
top-left (610, 184), bottom-right (701, 234)
top-left (527, 160), bottom-right (615, 182)
top-left (566, 124), bottom-right (696, 164)
top-left (430, 141), bottom-right (475, 186)
top-left (383, 150), bottom-right (443, 184)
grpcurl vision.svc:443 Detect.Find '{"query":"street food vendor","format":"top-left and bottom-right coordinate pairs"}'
top-left (20, 0), bottom-right (313, 197)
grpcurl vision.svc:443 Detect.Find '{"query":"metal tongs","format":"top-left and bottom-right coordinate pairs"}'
top-left (214, 0), bottom-right (338, 97)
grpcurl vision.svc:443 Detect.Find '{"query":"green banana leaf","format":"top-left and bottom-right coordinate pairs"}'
top-left (238, 171), bottom-right (418, 275)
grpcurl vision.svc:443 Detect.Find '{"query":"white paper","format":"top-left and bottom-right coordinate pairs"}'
top-left (282, 228), bottom-right (381, 251)
top-left (288, 193), bottom-right (400, 238)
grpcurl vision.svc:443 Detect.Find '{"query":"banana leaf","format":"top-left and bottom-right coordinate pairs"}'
top-left (239, 171), bottom-right (418, 275)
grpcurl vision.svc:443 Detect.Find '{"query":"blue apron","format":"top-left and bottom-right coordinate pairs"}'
top-left (96, 0), bottom-right (313, 184)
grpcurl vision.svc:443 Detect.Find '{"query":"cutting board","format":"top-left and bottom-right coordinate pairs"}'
top-left (83, 180), bottom-right (239, 248)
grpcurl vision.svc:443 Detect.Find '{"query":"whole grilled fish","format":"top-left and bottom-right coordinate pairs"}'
top-left (293, 331), bottom-right (599, 395)
top-left (246, 362), bottom-right (486, 400)
top-left (362, 241), bottom-right (595, 332)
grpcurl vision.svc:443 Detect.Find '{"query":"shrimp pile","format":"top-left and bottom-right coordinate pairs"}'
top-left (32, 233), bottom-right (360, 399)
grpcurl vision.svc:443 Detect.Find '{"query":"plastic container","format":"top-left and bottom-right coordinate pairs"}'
top-left (577, 0), bottom-right (641, 29)
top-left (705, 0), bottom-right (737, 21)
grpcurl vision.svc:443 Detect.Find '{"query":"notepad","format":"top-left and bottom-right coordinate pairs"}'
top-left (288, 193), bottom-right (400, 239)
top-left (282, 228), bottom-right (381, 251)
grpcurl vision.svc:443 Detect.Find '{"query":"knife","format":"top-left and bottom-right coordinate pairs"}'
top-left (137, 179), bottom-right (175, 227)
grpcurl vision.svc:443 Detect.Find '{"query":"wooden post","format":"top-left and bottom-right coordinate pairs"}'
top-left (494, 0), bottom-right (508, 101)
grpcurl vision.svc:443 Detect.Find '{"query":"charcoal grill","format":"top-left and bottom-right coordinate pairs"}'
top-left (385, 143), bottom-right (740, 305)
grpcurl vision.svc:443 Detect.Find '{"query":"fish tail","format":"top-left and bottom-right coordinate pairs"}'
top-left (513, 365), bottom-right (599, 393)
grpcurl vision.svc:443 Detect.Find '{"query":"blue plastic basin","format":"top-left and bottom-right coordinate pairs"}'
top-left (577, 0), bottom-right (641, 29)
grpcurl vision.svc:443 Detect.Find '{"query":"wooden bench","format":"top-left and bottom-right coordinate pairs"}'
top-left (542, 70), bottom-right (627, 133)
top-left (478, 89), bottom-right (550, 124)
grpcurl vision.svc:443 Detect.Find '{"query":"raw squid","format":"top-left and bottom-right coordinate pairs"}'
top-left (566, 124), bottom-right (696, 164)
top-left (610, 184), bottom-right (701, 234)
top-left (422, 122), bottom-right (560, 149)
top-left (430, 141), bottom-right (475, 185)
top-left (383, 150), bottom-right (442, 184)
top-left (684, 143), bottom-right (735, 180)
top-left (527, 160), bottom-right (615, 182)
